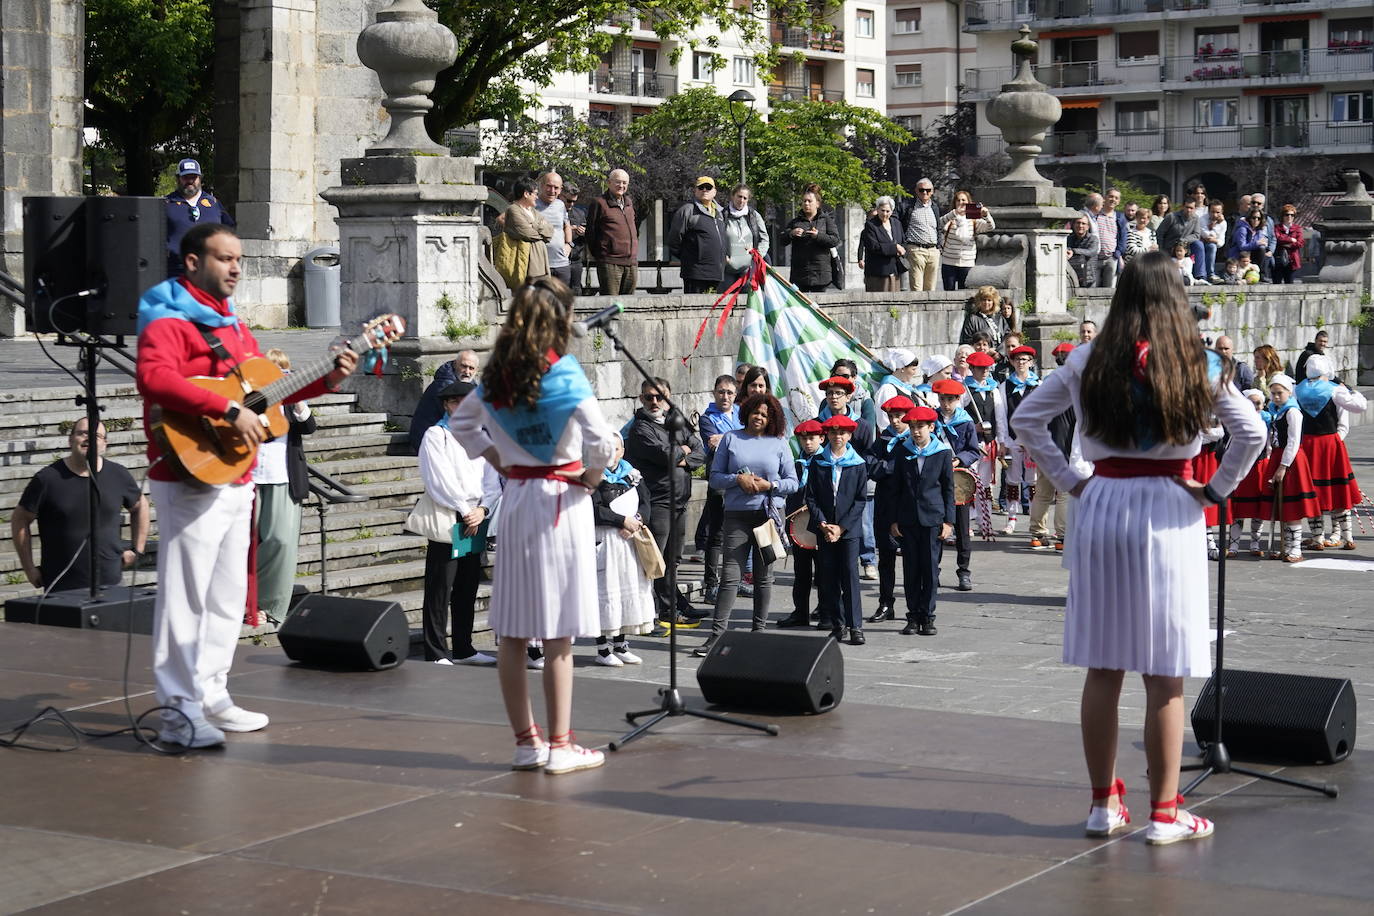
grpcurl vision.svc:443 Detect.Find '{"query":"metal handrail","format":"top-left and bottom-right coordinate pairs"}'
top-left (305, 464), bottom-right (369, 596)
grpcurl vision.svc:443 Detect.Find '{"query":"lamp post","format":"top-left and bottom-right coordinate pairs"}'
top-left (1260, 149), bottom-right (1276, 202)
top-left (727, 89), bottom-right (755, 184)
top-left (1093, 139), bottom-right (1109, 195)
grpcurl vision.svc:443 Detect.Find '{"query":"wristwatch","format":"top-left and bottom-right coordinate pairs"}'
top-left (223, 402), bottom-right (241, 424)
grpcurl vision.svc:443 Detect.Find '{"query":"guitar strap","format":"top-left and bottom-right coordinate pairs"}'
top-left (197, 325), bottom-right (252, 390)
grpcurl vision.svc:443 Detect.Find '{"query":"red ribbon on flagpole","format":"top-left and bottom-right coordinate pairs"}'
top-left (681, 249), bottom-right (767, 365)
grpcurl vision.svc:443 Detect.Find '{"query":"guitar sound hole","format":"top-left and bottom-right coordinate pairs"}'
top-left (243, 391), bottom-right (269, 415)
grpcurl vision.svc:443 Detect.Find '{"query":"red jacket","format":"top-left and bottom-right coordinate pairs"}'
top-left (136, 281), bottom-right (331, 483)
top-left (1274, 221), bottom-right (1304, 271)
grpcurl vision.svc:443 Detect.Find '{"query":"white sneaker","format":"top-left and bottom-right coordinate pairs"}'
top-left (432, 658), bottom-right (455, 666)
top-left (205, 705), bottom-right (269, 733)
top-left (454, 652), bottom-right (497, 666)
top-left (512, 743), bottom-right (550, 771)
top-left (612, 646), bottom-right (643, 665)
top-left (1084, 804), bottom-right (1131, 837)
top-left (526, 655), bottom-right (545, 670)
top-left (1001, 520), bottom-right (1016, 536)
top-left (594, 651), bottom-right (625, 667)
top-left (860, 564), bottom-right (878, 581)
top-left (158, 717), bottom-right (227, 748)
top-left (1145, 808), bottom-right (1214, 846)
top-left (545, 743), bottom-right (606, 775)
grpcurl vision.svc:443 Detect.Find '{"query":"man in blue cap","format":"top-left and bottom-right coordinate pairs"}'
top-left (165, 158), bottom-right (235, 277)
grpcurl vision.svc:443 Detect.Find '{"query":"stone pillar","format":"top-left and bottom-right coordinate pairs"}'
top-left (0, 0), bottom-right (84, 335)
top-left (1315, 170), bottom-right (1374, 296)
top-left (972, 26), bottom-right (1080, 370)
top-left (321, 0), bottom-right (490, 420)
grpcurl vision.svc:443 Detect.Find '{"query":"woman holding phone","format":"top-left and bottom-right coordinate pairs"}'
top-left (939, 190), bottom-right (994, 291)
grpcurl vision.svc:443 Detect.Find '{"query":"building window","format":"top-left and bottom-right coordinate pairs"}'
top-left (1328, 17), bottom-right (1373, 49)
top-left (856, 9), bottom-right (875, 38)
top-left (1331, 91), bottom-right (1373, 122)
top-left (1117, 31), bottom-right (1159, 61)
top-left (1116, 100), bottom-right (1159, 133)
top-left (547, 106), bottom-right (573, 123)
top-left (894, 64), bottom-right (923, 87)
top-left (588, 105), bottom-right (616, 130)
top-left (733, 56), bottom-right (756, 85)
top-left (1195, 27), bottom-right (1239, 59)
top-left (692, 52), bottom-right (717, 81)
top-left (894, 8), bottom-right (921, 33)
top-left (896, 114), bottom-right (923, 132)
top-left (1195, 97), bottom-right (1237, 128)
top-left (855, 68), bottom-right (875, 98)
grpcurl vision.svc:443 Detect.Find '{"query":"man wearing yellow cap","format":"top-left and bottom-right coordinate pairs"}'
top-left (667, 177), bottom-right (727, 294)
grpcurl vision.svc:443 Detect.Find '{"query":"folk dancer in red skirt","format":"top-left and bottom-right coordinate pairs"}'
top-left (1231, 376), bottom-right (1321, 561)
top-left (1295, 354), bottom-right (1367, 550)
top-left (1012, 253), bottom-right (1265, 846)
top-left (1191, 418), bottom-right (1224, 558)
top-left (1226, 389), bottom-right (1275, 556)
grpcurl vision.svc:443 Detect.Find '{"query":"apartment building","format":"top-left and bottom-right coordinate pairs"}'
top-left (887, 1), bottom-right (977, 133)
top-left (959, 0), bottom-right (1374, 199)
top-left (530, 3), bottom-right (889, 130)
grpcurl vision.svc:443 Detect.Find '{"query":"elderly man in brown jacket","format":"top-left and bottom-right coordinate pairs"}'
top-left (583, 168), bottom-right (639, 295)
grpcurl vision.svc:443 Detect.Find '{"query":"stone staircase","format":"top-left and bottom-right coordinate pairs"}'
top-left (0, 381), bottom-right (471, 644)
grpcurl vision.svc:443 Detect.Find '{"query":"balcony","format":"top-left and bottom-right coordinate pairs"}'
top-left (971, 121), bottom-right (1374, 161)
top-left (773, 25), bottom-right (845, 53)
top-left (964, 60), bottom-right (1107, 97)
top-left (963, 0), bottom-right (1368, 29)
top-left (768, 84), bottom-right (844, 103)
top-left (588, 69), bottom-right (677, 99)
top-left (1161, 48), bottom-right (1374, 83)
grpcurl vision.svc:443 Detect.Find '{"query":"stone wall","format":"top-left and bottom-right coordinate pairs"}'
top-left (0, 0), bottom-right (84, 334)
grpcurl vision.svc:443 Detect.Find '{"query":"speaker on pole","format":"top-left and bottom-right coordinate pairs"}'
top-left (278, 596), bottom-right (409, 671)
top-left (23, 197), bottom-right (88, 334)
top-left (1191, 669), bottom-right (1356, 765)
top-left (84, 196), bottom-right (165, 338)
top-left (696, 631), bottom-right (843, 715)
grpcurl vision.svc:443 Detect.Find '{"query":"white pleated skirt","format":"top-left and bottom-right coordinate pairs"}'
top-left (595, 528), bottom-right (657, 637)
top-left (1064, 475), bottom-right (1212, 676)
top-left (488, 478), bottom-right (600, 640)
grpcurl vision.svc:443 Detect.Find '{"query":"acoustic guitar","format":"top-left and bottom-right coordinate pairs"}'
top-left (151, 313), bottom-right (406, 485)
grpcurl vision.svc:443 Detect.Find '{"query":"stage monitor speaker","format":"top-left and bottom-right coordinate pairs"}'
top-left (1191, 669), bottom-right (1356, 765)
top-left (4, 586), bottom-right (157, 633)
top-left (696, 631), bottom-right (843, 715)
top-left (278, 595), bottom-right (408, 671)
top-left (84, 196), bottom-right (164, 337)
top-left (23, 196), bottom-right (88, 335)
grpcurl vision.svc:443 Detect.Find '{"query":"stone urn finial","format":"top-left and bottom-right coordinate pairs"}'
top-left (985, 25), bottom-right (1061, 187)
top-left (1335, 168), bottom-right (1373, 204)
top-left (357, 0), bottom-right (459, 156)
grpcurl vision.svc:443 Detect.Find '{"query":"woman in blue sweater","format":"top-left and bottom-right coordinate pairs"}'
top-left (696, 392), bottom-right (799, 656)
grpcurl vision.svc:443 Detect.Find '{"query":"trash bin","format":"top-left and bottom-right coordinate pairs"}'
top-left (303, 246), bottom-right (341, 328)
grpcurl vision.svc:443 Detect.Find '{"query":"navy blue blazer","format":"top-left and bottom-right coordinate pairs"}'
top-left (935, 417), bottom-right (981, 469)
top-left (805, 458), bottom-right (869, 540)
top-left (891, 447), bottom-right (956, 529)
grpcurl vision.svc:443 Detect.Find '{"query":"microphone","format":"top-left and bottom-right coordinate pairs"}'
top-left (571, 301), bottom-right (624, 338)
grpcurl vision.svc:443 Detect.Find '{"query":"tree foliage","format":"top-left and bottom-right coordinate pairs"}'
top-left (424, 0), bottom-right (838, 138)
top-left (84, 0), bottom-right (215, 195)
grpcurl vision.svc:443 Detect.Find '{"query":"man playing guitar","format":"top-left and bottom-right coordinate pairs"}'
top-left (136, 223), bottom-right (358, 748)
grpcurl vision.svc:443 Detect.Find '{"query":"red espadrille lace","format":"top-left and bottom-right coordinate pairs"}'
top-left (1145, 794), bottom-right (1214, 845)
top-left (1085, 778), bottom-right (1131, 837)
top-left (514, 723), bottom-right (542, 746)
top-left (1148, 793), bottom-right (1186, 822)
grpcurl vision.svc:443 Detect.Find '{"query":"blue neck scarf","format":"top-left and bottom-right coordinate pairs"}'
top-left (814, 443), bottom-right (865, 489)
top-left (137, 277), bottom-right (239, 335)
top-left (602, 458), bottom-right (635, 486)
top-left (795, 451), bottom-right (820, 489)
top-left (965, 373), bottom-right (997, 393)
top-left (1005, 372), bottom-right (1039, 394)
top-left (1269, 397), bottom-right (1299, 422)
top-left (901, 435), bottom-right (952, 459)
top-left (478, 353), bottom-right (593, 464)
top-left (878, 374), bottom-right (914, 396)
top-left (938, 407), bottom-right (974, 429)
top-left (1294, 379), bottom-right (1337, 418)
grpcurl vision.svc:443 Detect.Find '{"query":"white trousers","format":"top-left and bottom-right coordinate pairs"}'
top-left (150, 479), bottom-right (254, 723)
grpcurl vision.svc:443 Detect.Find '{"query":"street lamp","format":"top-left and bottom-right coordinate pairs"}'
top-left (727, 89), bottom-right (755, 184)
top-left (1093, 140), bottom-right (1110, 195)
top-left (1260, 149), bottom-right (1276, 202)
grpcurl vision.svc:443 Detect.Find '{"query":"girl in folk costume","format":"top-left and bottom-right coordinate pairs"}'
top-left (1226, 389), bottom-right (1277, 557)
top-left (777, 420), bottom-right (827, 629)
top-left (994, 345), bottom-right (1041, 535)
top-left (873, 347), bottom-right (921, 410)
top-left (589, 435), bottom-right (657, 666)
top-left (1236, 377), bottom-right (1321, 562)
top-left (867, 396), bottom-right (916, 624)
top-left (806, 414), bottom-right (870, 644)
top-left (1012, 252), bottom-right (1265, 846)
top-left (1295, 354), bottom-right (1368, 550)
top-left (962, 351), bottom-right (1003, 538)
top-left (450, 277), bottom-right (616, 776)
top-left (1191, 417), bottom-right (1224, 559)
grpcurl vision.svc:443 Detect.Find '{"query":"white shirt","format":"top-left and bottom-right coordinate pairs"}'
top-left (251, 402), bottom-right (310, 485)
top-left (420, 423), bottom-right (501, 516)
top-left (450, 383), bottom-right (616, 473)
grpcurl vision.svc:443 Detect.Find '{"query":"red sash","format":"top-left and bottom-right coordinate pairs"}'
top-left (506, 462), bottom-right (586, 526)
top-left (1094, 457), bottom-right (1192, 479)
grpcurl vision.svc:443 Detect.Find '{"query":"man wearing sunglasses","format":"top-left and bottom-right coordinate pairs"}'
top-left (667, 176), bottom-right (727, 295)
top-left (165, 158), bottom-right (235, 278)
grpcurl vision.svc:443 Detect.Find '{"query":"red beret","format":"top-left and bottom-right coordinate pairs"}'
top-left (794, 419), bottom-right (823, 435)
top-left (820, 414), bottom-right (858, 431)
top-left (931, 379), bottom-right (965, 397)
top-left (966, 352), bottom-right (995, 367)
top-left (1052, 342), bottom-right (1075, 355)
top-left (1010, 345), bottom-right (1037, 358)
top-left (818, 375), bottom-right (855, 393)
top-left (881, 395), bottom-right (916, 413)
top-left (904, 406), bottom-right (938, 423)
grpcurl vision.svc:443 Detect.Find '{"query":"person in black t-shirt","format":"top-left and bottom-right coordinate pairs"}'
top-left (11, 417), bottom-right (148, 590)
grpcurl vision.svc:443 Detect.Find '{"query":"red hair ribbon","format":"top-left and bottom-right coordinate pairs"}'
top-left (1133, 340), bottom-right (1150, 383)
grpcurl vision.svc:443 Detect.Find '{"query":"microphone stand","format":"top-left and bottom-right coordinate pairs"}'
top-left (597, 320), bottom-right (778, 750)
top-left (1180, 497), bottom-right (1335, 797)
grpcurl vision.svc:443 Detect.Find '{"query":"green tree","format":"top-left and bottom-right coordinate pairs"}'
top-left (84, 0), bottom-right (215, 195)
top-left (425, 0), bottom-right (838, 138)
top-left (482, 114), bottom-right (634, 195)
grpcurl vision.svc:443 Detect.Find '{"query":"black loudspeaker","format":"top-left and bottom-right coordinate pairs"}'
top-left (84, 196), bottom-right (165, 337)
top-left (1191, 669), bottom-right (1356, 765)
top-left (696, 631), bottom-right (843, 714)
top-left (23, 196), bottom-right (88, 334)
top-left (4, 586), bottom-right (157, 633)
top-left (278, 595), bottom-right (408, 671)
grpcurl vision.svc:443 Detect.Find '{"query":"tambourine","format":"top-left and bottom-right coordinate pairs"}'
top-left (787, 507), bottom-right (816, 550)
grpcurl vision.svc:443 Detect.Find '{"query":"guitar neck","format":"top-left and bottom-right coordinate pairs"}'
top-left (258, 339), bottom-right (365, 408)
